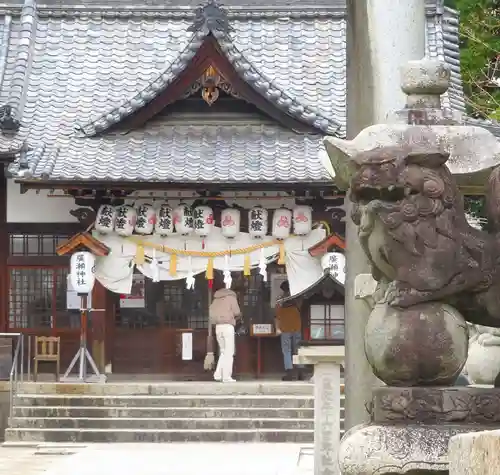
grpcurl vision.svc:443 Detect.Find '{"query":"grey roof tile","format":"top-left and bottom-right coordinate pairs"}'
top-left (425, 8), bottom-right (466, 113)
top-left (1, 0), bottom-right (498, 184)
top-left (77, 14), bottom-right (345, 137)
top-left (8, 123), bottom-right (331, 182)
top-left (8, 0), bottom-right (36, 120)
top-left (2, 11), bottom-right (347, 145)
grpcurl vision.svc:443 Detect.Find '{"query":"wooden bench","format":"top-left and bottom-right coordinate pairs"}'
top-left (33, 336), bottom-right (61, 382)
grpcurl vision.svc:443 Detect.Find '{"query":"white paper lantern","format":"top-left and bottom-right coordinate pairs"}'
top-left (293, 205), bottom-right (313, 236)
top-left (321, 252), bottom-right (346, 284)
top-left (221, 208), bottom-right (241, 239)
top-left (70, 251), bottom-right (96, 294)
top-left (155, 203), bottom-right (175, 236)
top-left (95, 205), bottom-right (116, 235)
top-left (248, 207), bottom-right (268, 238)
top-left (272, 208), bottom-right (292, 240)
top-left (114, 205), bottom-right (137, 237)
top-left (193, 206), bottom-right (214, 237)
top-left (173, 203), bottom-right (194, 235)
top-left (135, 204), bottom-right (156, 235)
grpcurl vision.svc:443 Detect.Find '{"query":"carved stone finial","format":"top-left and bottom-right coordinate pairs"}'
top-left (188, 0), bottom-right (232, 35)
top-left (395, 58), bottom-right (455, 125)
top-left (400, 58), bottom-right (450, 109)
top-left (0, 104), bottom-right (21, 133)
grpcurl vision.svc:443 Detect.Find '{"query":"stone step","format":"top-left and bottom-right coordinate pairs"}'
top-left (12, 406), bottom-right (324, 419)
top-left (5, 428), bottom-right (316, 443)
top-left (9, 417), bottom-right (316, 430)
top-left (14, 394), bottom-right (317, 408)
top-left (15, 382), bottom-right (330, 396)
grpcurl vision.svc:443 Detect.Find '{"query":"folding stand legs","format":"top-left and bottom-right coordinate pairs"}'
top-left (61, 294), bottom-right (105, 383)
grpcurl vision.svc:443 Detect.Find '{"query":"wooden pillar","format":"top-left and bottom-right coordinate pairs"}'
top-left (91, 280), bottom-right (110, 372)
top-left (0, 166), bottom-right (7, 333)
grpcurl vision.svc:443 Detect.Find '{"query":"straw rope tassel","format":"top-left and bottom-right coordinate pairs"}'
top-left (135, 245), bottom-right (145, 265)
top-left (206, 257), bottom-right (214, 281)
top-left (278, 242), bottom-right (286, 265)
top-left (169, 253), bottom-right (178, 277)
top-left (244, 253), bottom-right (251, 276)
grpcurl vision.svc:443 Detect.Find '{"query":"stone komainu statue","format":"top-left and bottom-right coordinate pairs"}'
top-left (347, 140), bottom-right (500, 328)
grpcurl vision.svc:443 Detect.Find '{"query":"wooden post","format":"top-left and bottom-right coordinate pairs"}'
top-left (91, 280), bottom-right (108, 373)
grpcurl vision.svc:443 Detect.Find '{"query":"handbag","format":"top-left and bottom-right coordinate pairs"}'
top-left (235, 318), bottom-right (248, 336)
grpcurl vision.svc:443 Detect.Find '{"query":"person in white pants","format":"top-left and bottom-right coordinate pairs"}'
top-left (209, 282), bottom-right (242, 383)
top-left (214, 323), bottom-right (235, 382)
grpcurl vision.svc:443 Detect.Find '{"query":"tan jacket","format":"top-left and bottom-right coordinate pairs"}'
top-left (209, 289), bottom-right (241, 326)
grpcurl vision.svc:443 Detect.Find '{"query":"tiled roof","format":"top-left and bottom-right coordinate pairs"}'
top-left (0, 5), bottom-right (347, 143)
top-left (76, 7), bottom-right (344, 137)
top-left (425, 6), bottom-right (465, 113)
top-left (0, 0), bottom-right (498, 184)
top-left (7, 122), bottom-right (332, 183)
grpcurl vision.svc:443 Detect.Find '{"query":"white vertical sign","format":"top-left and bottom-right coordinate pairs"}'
top-left (181, 332), bottom-right (193, 361)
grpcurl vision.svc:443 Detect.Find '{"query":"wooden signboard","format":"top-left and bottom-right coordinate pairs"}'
top-left (251, 324), bottom-right (274, 336)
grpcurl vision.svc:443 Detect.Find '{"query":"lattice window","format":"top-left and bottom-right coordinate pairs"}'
top-left (309, 304), bottom-right (345, 341)
top-left (182, 274), bottom-right (209, 329)
top-left (8, 267), bottom-right (78, 329)
top-left (9, 234), bottom-right (71, 256)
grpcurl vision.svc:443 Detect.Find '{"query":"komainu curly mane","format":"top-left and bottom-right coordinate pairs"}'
top-left (349, 146), bottom-right (500, 328)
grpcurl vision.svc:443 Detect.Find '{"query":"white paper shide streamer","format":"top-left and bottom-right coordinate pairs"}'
top-left (258, 248), bottom-right (268, 281)
top-left (185, 256), bottom-right (196, 290)
top-left (150, 248), bottom-right (160, 283)
top-left (223, 255), bottom-right (232, 289)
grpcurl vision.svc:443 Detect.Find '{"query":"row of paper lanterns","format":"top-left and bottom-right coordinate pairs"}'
top-left (94, 203), bottom-right (313, 239)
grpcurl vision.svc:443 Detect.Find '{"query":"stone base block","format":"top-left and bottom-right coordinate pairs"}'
top-left (338, 387), bottom-right (500, 474)
top-left (339, 424), bottom-right (488, 475)
top-left (372, 386), bottom-right (500, 425)
top-left (449, 430), bottom-right (500, 474)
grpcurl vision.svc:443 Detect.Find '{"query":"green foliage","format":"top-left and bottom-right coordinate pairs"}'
top-left (446, 0), bottom-right (500, 120)
top-left (464, 195), bottom-right (488, 230)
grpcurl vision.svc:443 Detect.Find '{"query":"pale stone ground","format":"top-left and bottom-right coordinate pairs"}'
top-left (0, 444), bottom-right (314, 475)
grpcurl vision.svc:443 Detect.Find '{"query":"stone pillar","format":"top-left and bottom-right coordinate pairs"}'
top-left (343, 0), bottom-right (426, 430)
top-left (295, 346), bottom-right (344, 475)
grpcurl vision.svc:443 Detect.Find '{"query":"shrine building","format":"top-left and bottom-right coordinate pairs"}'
top-left (0, 0), bottom-right (497, 378)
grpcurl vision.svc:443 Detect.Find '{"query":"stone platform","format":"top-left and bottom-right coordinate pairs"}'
top-left (339, 387), bottom-right (500, 474)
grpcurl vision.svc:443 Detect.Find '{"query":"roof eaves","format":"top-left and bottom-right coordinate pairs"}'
top-left (276, 270), bottom-right (345, 307)
top-left (442, 6), bottom-right (466, 113)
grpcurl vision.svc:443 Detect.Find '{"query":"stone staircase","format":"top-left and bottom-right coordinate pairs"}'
top-left (5, 382), bottom-right (345, 444)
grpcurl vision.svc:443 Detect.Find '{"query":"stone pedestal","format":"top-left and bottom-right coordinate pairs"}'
top-left (294, 346), bottom-right (344, 475)
top-left (339, 387), bottom-right (500, 474)
top-left (449, 430), bottom-right (500, 475)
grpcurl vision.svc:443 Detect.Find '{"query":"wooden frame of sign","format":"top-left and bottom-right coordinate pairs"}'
top-left (250, 323), bottom-right (275, 337)
top-left (56, 232), bottom-right (110, 257)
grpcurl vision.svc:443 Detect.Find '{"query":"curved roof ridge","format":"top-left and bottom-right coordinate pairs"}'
top-left (75, 29), bottom-right (204, 137)
top-left (76, 0), bottom-right (342, 137)
top-left (216, 34), bottom-right (341, 135)
top-left (8, 0), bottom-right (37, 126)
